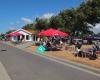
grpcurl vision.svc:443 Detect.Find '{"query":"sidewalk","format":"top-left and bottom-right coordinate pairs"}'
top-left (0, 61), bottom-right (11, 80)
top-left (2, 41), bottom-right (33, 49)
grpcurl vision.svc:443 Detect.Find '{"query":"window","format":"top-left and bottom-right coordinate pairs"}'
top-left (26, 35), bottom-right (30, 40)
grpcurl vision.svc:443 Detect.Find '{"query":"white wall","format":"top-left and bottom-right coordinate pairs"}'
top-left (18, 30), bottom-right (33, 41)
top-left (11, 36), bottom-right (17, 42)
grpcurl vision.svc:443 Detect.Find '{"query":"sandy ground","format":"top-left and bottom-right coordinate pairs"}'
top-left (27, 45), bottom-right (100, 69)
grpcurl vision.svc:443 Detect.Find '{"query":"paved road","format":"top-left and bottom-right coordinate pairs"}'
top-left (0, 43), bottom-right (100, 80)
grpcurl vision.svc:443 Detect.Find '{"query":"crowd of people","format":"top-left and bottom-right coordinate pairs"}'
top-left (74, 41), bottom-right (100, 60)
top-left (41, 39), bottom-right (63, 51)
top-left (37, 36), bottom-right (100, 60)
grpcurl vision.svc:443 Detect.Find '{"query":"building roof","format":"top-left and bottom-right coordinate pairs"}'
top-left (17, 29), bottom-right (35, 35)
top-left (22, 29), bottom-right (35, 34)
top-left (7, 29), bottom-right (36, 35)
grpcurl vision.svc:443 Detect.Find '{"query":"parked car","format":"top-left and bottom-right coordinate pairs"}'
top-left (72, 39), bottom-right (83, 45)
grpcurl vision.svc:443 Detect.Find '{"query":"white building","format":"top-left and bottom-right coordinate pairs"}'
top-left (11, 29), bottom-right (36, 42)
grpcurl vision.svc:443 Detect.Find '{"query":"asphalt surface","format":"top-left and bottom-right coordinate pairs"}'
top-left (0, 43), bottom-right (100, 80)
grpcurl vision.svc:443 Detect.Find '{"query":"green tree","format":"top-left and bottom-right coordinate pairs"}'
top-left (20, 0), bottom-right (100, 37)
top-left (22, 23), bottom-right (35, 30)
top-left (6, 29), bottom-right (16, 34)
top-left (58, 8), bottom-right (91, 37)
top-left (59, 9), bottom-right (76, 33)
top-left (49, 16), bottom-right (64, 30)
top-left (35, 17), bottom-right (49, 31)
top-left (79, 0), bottom-right (100, 25)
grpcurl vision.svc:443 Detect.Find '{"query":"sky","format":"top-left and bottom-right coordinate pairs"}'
top-left (0, 0), bottom-right (89, 33)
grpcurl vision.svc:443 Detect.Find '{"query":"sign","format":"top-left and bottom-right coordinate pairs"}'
top-left (36, 45), bottom-right (46, 54)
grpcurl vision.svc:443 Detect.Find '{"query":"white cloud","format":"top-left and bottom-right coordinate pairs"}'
top-left (9, 21), bottom-right (21, 30)
top-left (10, 21), bottom-right (20, 26)
top-left (92, 23), bottom-right (100, 33)
top-left (87, 23), bottom-right (93, 27)
top-left (94, 23), bottom-right (100, 29)
top-left (9, 27), bottom-right (16, 30)
top-left (21, 18), bottom-right (32, 24)
top-left (40, 13), bottom-right (55, 19)
top-left (16, 21), bottom-right (20, 24)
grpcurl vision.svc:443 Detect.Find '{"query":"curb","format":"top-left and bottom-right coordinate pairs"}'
top-left (0, 61), bottom-right (11, 80)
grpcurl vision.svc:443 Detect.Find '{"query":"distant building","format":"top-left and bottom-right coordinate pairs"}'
top-left (7, 29), bottom-right (37, 42)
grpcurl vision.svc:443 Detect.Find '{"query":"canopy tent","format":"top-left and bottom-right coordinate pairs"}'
top-left (85, 35), bottom-right (100, 40)
top-left (6, 31), bottom-right (22, 36)
top-left (38, 28), bottom-right (69, 37)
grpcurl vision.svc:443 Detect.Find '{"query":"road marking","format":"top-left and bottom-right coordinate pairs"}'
top-left (0, 61), bottom-right (12, 80)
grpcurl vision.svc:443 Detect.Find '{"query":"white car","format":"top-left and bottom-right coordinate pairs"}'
top-left (73, 39), bottom-right (83, 44)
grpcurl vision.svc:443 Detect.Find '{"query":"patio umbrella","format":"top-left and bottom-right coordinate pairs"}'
top-left (38, 28), bottom-right (68, 36)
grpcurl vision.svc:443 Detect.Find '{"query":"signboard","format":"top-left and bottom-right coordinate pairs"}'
top-left (36, 45), bottom-right (46, 54)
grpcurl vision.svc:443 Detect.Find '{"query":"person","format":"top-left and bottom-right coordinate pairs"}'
top-left (92, 43), bottom-right (97, 53)
top-left (89, 44), bottom-right (97, 60)
top-left (74, 47), bottom-right (82, 57)
top-left (60, 40), bottom-right (63, 48)
top-left (95, 41), bottom-right (100, 51)
top-left (46, 41), bottom-right (51, 51)
top-left (42, 41), bottom-right (46, 47)
top-left (75, 42), bottom-right (82, 51)
top-left (37, 37), bottom-right (40, 42)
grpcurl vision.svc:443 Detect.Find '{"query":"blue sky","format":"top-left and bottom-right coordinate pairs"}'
top-left (0, 0), bottom-right (84, 33)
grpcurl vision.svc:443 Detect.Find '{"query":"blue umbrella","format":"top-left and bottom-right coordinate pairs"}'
top-left (86, 35), bottom-right (100, 40)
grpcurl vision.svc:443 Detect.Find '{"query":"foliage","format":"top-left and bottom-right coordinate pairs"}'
top-left (34, 17), bottom-right (49, 31)
top-left (49, 16), bottom-right (64, 30)
top-left (22, 23), bottom-right (35, 30)
top-left (79, 0), bottom-right (100, 25)
top-left (19, 0), bottom-right (100, 38)
top-left (6, 29), bottom-right (16, 34)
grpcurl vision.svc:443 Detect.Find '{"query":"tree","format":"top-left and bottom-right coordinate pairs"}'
top-left (6, 29), bottom-right (16, 34)
top-left (35, 17), bottom-right (49, 31)
top-left (19, 0), bottom-right (100, 37)
top-left (59, 9), bottom-right (76, 33)
top-left (58, 8), bottom-right (92, 37)
top-left (79, 0), bottom-right (100, 25)
top-left (22, 23), bottom-right (35, 30)
top-left (58, 0), bottom-right (100, 37)
top-left (49, 16), bottom-right (64, 30)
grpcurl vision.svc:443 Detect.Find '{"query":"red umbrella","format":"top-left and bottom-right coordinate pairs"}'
top-left (38, 28), bottom-right (68, 36)
top-left (6, 31), bottom-right (22, 36)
